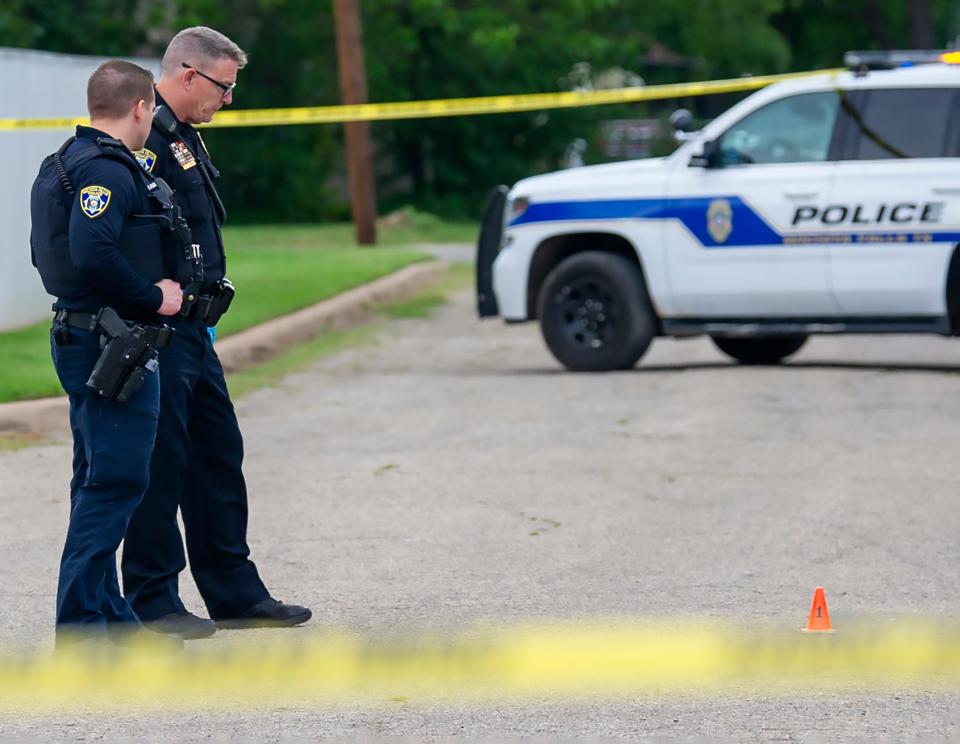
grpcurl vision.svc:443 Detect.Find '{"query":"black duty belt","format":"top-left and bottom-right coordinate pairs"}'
top-left (53, 310), bottom-right (104, 332)
top-left (53, 309), bottom-right (163, 331)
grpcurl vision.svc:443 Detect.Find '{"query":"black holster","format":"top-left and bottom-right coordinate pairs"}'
top-left (85, 307), bottom-right (173, 404)
top-left (195, 277), bottom-right (235, 326)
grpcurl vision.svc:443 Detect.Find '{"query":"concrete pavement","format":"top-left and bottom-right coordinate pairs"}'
top-left (0, 281), bottom-right (957, 740)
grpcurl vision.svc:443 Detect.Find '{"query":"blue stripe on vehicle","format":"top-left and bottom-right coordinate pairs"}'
top-left (509, 198), bottom-right (960, 248)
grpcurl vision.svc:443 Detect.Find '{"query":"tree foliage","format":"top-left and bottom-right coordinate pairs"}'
top-left (1, 0), bottom-right (957, 220)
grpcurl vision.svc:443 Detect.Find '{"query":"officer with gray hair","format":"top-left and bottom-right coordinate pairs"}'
top-left (122, 26), bottom-right (311, 639)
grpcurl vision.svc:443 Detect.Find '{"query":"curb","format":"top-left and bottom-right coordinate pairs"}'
top-left (0, 259), bottom-right (448, 438)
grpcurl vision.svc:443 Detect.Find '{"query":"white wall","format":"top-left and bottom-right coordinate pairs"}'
top-left (0, 47), bottom-right (160, 331)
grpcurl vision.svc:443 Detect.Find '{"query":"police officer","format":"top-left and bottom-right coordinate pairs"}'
top-left (121, 27), bottom-right (311, 638)
top-left (30, 60), bottom-right (185, 644)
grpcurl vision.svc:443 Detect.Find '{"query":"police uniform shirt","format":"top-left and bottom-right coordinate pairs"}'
top-left (139, 91), bottom-right (226, 285)
top-left (60, 126), bottom-right (165, 317)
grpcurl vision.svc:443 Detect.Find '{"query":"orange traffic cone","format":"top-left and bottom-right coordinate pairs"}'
top-left (803, 586), bottom-right (834, 632)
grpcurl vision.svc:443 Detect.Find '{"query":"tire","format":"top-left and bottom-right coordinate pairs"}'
top-left (537, 251), bottom-right (656, 371)
top-left (710, 334), bottom-right (808, 365)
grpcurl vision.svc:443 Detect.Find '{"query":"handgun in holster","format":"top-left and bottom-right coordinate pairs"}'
top-left (196, 277), bottom-right (235, 327)
top-left (85, 307), bottom-right (173, 404)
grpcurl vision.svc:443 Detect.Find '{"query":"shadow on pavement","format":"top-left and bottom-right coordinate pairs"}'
top-left (460, 360), bottom-right (960, 376)
top-left (635, 360), bottom-right (960, 375)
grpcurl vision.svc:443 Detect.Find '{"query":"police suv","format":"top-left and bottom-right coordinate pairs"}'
top-left (476, 51), bottom-right (960, 370)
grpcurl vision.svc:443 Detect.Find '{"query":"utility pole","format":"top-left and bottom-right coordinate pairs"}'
top-left (906, 0), bottom-right (935, 49)
top-left (333, 0), bottom-right (377, 245)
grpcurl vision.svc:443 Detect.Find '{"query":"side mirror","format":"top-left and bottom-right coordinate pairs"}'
top-left (689, 139), bottom-right (721, 168)
top-left (670, 108), bottom-right (699, 142)
top-left (670, 108), bottom-right (694, 132)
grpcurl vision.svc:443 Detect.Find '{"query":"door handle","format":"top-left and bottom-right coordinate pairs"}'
top-left (932, 187), bottom-right (960, 195)
top-left (783, 192), bottom-right (818, 199)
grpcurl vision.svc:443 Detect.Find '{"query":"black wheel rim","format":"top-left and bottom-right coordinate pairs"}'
top-left (553, 277), bottom-right (617, 350)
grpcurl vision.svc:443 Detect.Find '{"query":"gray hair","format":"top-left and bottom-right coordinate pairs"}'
top-left (161, 26), bottom-right (247, 75)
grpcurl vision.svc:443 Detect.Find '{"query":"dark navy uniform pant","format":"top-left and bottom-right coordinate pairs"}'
top-left (52, 327), bottom-right (159, 635)
top-left (121, 317), bottom-right (267, 621)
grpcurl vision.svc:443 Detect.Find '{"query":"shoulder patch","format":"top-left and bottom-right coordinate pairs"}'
top-left (133, 147), bottom-right (157, 173)
top-left (79, 185), bottom-right (112, 219)
top-left (170, 141), bottom-right (197, 170)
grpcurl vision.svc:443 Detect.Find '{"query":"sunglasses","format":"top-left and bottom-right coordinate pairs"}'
top-left (182, 62), bottom-right (236, 99)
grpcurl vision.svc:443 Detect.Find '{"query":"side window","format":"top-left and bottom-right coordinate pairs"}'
top-left (716, 92), bottom-right (840, 166)
top-left (843, 88), bottom-right (959, 160)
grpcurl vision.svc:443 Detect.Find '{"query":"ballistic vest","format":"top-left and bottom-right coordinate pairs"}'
top-left (30, 136), bottom-right (168, 300)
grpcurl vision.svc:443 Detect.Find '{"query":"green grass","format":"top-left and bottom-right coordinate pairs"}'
top-left (216, 215), bottom-right (474, 336)
top-left (383, 262), bottom-right (474, 320)
top-left (226, 261), bottom-right (474, 399)
top-left (224, 209), bottom-right (477, 250)
top-left (0, 217), bottom-right (476, 404)
top-left (0, 322), bottom-right (63, 402)
top-left (217, 242), bottom-right (428, 337)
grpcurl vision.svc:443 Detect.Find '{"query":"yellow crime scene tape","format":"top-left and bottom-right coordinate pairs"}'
top-left (0, 620), bottom-right (957, 711)
top-left (0, 68), bottom-right (844, 132)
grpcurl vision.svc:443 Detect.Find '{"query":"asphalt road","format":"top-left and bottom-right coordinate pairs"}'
top-left (0, 279), bottom-right (958, 740)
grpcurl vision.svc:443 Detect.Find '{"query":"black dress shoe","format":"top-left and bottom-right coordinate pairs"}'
top-left (215, 597), bottom-right (312, 629)
top-left (145, 611), bottom-right (217, 640)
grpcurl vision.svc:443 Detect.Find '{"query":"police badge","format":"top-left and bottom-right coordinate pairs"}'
top-left (706, 198), bottom-right (733, 244)
top-left (133, 147), bottom-right (157, 173)
top-left (79, 185), bottom-right (112, 218)
top-left (170, 140), bottom-right (197, 170)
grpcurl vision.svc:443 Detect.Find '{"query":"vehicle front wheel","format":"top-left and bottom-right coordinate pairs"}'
top-left (538, 251), bottom-right (656, 371)
top-left (710, 334), bottom-right (808, 365)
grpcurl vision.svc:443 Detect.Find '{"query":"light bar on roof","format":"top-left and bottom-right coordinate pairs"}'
top-left (844, 49), bottom-right (958, 70)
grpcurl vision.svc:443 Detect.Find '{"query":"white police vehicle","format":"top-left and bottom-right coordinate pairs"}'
top-left (476, 51), bottom-right (960, 370)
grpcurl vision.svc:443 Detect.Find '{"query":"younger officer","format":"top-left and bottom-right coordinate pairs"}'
top-left (30, 60), bottom-right (184, 643)
top-left (122, 27), bottom-right (310, 638)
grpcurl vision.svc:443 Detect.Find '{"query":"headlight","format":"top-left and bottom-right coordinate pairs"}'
top-left (507, 196), bottom-right (530, 225)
